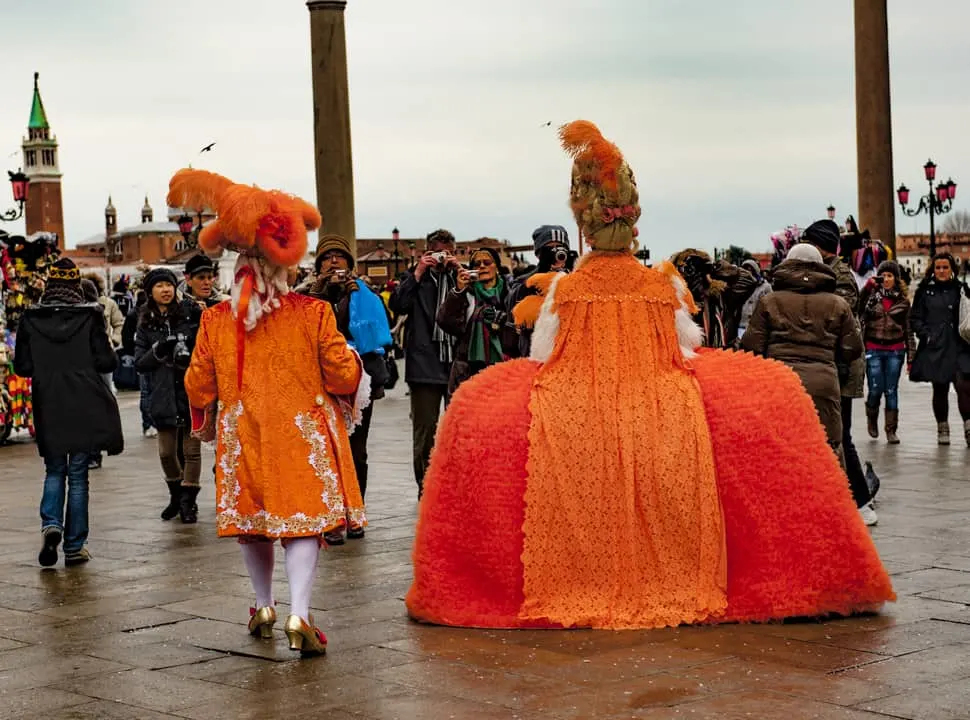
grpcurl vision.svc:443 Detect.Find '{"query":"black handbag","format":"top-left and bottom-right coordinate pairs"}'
top-left (384, 353), bottom-right (399, 391)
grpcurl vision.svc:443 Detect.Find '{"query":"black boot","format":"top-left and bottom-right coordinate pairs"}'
top-left (161, 481), bottom-right (181, 521)
top-left (179, 486), bottom-right (200, 524)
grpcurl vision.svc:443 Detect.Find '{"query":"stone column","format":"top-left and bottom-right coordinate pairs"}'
top-left (855, 0), bottom-right (896, 254)
top-left (307, 0), bottom-right (356, 256)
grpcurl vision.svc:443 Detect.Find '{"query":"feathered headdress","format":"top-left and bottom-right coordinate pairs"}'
top-left (559, 120), bottom-right (641, 253)
top-left (167, 169), bottom-right (323, 388)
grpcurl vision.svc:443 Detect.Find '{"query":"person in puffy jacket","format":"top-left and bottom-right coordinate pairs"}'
top-left (860, 261), bottom-right (912, 444)
top-left (742, 244), bottom-right (872, 524)
top-left (134, 268), bottom-right (203, 524)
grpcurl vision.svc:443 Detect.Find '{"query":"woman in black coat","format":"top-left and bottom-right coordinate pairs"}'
top-left (13, 258), bottom-right (123, 567)
top-left (134, 268), bottom-right (203, 524)
top-left (909, 253), bottom-right (970, 446)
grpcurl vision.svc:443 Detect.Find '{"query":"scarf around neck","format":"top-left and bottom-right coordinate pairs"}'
top-left (430, 270), bottom-right (455, 364)
top-left (467, 277), bottom-right (505, 365)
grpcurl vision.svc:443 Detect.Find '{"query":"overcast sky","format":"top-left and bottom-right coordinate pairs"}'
top-left (3, 0), bottom-right (968, 259)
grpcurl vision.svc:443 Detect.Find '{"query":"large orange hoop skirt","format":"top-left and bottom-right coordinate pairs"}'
top-left (406, 350), bottom-right (895, 629)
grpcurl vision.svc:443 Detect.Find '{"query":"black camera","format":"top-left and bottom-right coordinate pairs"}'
top-left (172, 333), bottom-right (192, 370)
top-left (554, 248), bottom-right (569, 264)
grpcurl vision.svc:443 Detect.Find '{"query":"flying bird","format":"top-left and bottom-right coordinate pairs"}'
top-left (199, 142), bottom-right (216, 153)
top-left (539, 121), bottom-right (552, 127)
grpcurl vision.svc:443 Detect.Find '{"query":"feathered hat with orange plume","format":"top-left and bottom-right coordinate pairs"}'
top-left (167, 168), bottom-right (322, 334)
top-left (559, 121), bottom-right (641, 253)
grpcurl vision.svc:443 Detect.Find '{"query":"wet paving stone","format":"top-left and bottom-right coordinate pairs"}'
top-left (1, 383), bottom-right (969, 718)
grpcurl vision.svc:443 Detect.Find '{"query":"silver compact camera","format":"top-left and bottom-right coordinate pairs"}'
top-left (432, 252), bottom-right (448, 265)
top-left (334, 269), bottom-right (348, 280)
top-left (467, 270), bottom-right (479, 282)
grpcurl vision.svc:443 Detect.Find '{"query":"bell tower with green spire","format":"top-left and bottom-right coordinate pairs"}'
top-left (22, 71), bottom-right (65, 248)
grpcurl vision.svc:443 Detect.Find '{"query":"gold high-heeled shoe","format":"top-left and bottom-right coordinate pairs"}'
top-left (248, 606), bottom-right (277, 639)
top-left (283, 614), bottom-right (327, 656)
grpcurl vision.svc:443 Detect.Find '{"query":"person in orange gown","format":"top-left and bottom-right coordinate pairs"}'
top-left (175, 169), bottom-right (367, 656)
top-left (406, 121), bottom-right (895, 630)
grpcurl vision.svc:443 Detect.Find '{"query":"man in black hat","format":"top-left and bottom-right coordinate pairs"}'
top-left (507, 225), bottom-right (575, 356)
top-left (14, 258), bottom-right (123, 566)
top-left (183, 254), bottom-right (226, 309)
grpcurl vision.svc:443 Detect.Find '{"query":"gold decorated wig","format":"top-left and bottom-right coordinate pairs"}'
top-left (560, 121), bottom-right (641, 252)
top-left (166, 168), bottom-right (321, 267)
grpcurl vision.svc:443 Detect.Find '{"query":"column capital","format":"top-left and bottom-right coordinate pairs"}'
top-left (307, 0), bottom-right (347, 10)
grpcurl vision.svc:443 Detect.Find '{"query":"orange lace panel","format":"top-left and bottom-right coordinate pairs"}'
top-left (520, 253), bottom-right (727, 629)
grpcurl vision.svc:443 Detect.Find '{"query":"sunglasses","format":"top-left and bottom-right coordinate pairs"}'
top-left (470, 258), bottom-right (495, 269)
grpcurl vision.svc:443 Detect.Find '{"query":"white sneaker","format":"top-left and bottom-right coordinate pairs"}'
top-left (144, 427), bottom-right (158, 438)
top-left (859, 503), bottom-right (878, 527)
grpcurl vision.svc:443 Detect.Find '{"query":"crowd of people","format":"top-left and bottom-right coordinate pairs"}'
top-left (5, 126), bottom-right (970, 649)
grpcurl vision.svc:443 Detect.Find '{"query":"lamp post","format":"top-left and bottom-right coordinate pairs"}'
top-left (391, 227), bottom-right (402, 277)
top-left (897, 159), bottom-right (958, 258)
top-left (1, 170), bottom-right (29, 223)
top-left (177, 212), bottom-right (203, 249)
top-left (634, 248), bottom-right (651, 266)
top-left (827, 205), bottom-right (836, 221)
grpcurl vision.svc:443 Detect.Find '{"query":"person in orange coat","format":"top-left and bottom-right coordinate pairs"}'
top-left (174, 169), bottom-right (366, 657)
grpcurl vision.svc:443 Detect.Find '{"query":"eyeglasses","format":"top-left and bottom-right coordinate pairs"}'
top-left (470, 259), bottom-right (494, 268)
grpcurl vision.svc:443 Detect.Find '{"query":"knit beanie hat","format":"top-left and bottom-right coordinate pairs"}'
top-left (802, 220), bottom-right (841, 255)
top-left (314, 233), bottom-right (355, 273)
top-left (470, 247), bottom-right (503, 270)
top-left (41, 257), bottom-right (83, 305)
top-left (786, 243), bottom-right (825, 265)
top-left (876, 260), bottom-right (900, 280)
top-left (143, 267), bottom-right (179, 297)
top-left (532, 225), bottom-right (570, 254)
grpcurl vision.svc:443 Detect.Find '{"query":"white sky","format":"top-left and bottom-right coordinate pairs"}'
top-left (2, 0), bottom-right (968, 259)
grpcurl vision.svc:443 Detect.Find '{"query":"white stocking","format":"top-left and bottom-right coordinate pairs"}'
top-left (240, 541), bottom-right (275, 609)
top-left (284, 537), bottom-right (320, 622)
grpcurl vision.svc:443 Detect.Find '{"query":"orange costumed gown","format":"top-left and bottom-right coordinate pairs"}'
top-left (184, 293), bottom-right (365, 538)
top-left (406, 252), bottom-right (895, 629)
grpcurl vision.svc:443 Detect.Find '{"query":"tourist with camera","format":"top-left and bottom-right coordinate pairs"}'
top-left (508, 225), bottom-right (575, 357)
top-left (437, 247), bottom-right (518, 395)
top-left (390, 229), bottom-right (460, 498)
top-left (302, 233), bottom-right (391, 543)
top-left (134, 268), bottom-right (204, 524)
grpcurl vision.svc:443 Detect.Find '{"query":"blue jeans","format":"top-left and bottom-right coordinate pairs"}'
top-left (866, 349), bottom-right (906, 411)
top-left (139, 373), bottom-right (153, 431)
top-left (41, 453), bottom-right (90, 554)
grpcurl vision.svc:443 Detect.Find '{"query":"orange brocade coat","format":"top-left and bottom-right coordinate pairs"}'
top-left (184, 294), bottom-right (365, 538)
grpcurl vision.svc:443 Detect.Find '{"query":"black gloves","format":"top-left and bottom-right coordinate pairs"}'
top-left (153, 336), bottom-right (177, 359)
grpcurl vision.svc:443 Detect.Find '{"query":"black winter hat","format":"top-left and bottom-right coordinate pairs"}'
top-left (42, 257), bottom-right (83, 305)
top-left (532, 225), bottom-right (570, 254)
top-left (802, 220), bottom-right (841, 255)
top-left (143, 267), bottom-right (179, 296)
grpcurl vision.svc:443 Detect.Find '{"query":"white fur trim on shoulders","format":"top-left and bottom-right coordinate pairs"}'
top-left (666, 270), bottom-right (703, 359)
top-left (529, 273), bottom-right (565, 363)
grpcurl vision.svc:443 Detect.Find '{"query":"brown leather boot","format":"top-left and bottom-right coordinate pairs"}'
top-left (884, 409), bottom-right (899, 445)
top-left (865, 404), bottom-right (879, 439)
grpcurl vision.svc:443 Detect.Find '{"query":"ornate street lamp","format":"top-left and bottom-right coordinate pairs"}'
top-left (897, 158), bottom-right (958, 257)
top-left (177, 212), bottom-right (203, 249)
top-left (391, 226), bottom-right (402, 276)
top-left (2, 170), bottom-right (30, 223)
top-left (635, 248), bottom-right (651, 266)
top-left (827, 205), bottom-right (836, 220)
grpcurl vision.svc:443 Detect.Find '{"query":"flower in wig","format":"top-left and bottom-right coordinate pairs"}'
top-left (559, 120), bottom-right (641, 252)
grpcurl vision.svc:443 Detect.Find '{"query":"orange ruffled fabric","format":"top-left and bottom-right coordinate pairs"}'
top-left (520, 253), bottom-right (727, 628)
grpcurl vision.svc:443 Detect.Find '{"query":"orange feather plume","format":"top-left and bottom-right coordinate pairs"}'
top-left (559, 120), bottom-right (624, 191)
top-left (166, 169), bottom-right (233, 214)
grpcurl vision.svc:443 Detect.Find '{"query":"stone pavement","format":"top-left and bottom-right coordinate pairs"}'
top-left (1, 381), bottom-right (970, 719)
